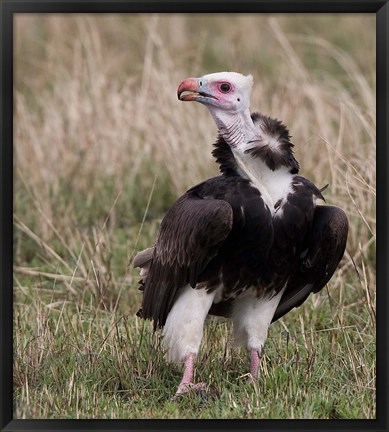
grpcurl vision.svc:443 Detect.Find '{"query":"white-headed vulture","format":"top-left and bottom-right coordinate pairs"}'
top-left (134, 72), bottom-right (348, 395)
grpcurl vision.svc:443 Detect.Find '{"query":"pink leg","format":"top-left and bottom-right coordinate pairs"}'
top-left (179, 353), bottom-right (196, 388)
top-left (248, 348), bottom-right (261, 383)
top-left (176, 353), bottom-right (206, 395)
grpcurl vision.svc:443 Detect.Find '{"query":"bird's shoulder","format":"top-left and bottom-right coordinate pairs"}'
top-left (187, 175), bottom-right (270, 217)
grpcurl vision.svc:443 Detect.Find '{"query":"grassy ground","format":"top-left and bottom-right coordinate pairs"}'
top-left (13, 14), bottom-right (376, 419)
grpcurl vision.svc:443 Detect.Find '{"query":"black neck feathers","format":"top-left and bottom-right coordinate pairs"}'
top-left (212, 112), bottom-right (300, 176)
top-left (212, 138), bottom-right (239, 176)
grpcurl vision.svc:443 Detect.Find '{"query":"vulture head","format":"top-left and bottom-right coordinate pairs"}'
top-left (177, 72), bottom-right (256, 148)
top-left (177, 71), bottom-right (253, 113)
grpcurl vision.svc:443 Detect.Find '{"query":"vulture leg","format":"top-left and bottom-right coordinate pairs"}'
top-left (249, 349), bottom-right (261, 382)
top-left (163, 285), bottom-right (217, 396)
top-left (176, 353), bottom-right (206, 395)
top-left (231, 288), bottom-right (286, 383)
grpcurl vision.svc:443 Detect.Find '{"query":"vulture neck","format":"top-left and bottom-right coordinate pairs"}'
top-left (208, 107), bottom-right (257, 149)
top-left (210, 108), bottom-right (299, 212)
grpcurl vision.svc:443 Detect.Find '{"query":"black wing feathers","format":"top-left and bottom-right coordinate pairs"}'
top-left (141, 185), bottom-right (233, 329)
top-left (272, 205), bottom-right (348, 322)
top-left (155, 194), bottom-right (233, 270)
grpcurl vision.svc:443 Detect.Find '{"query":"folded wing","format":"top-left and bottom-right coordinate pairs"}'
top-left (272, 205), bottom-right (348, 322)
top-left (136, 190), bottom-right (233, 330)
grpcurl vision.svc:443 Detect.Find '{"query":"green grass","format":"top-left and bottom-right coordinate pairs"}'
top-left (13, 280), bottom-right (375, 419)
top-left (13, 286), bottom-right (376, 419)
top-left (13, 13), bottom-right (376, 419)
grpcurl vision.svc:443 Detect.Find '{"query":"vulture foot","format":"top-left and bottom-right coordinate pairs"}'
top-left (176, 382), bottom-right (207, 395)
top-left (174, 382), bottom-right (220, 400)
top-left (173, 353), bottom-right (219, 399)
top-left (174, 353), bottom-right (207, 396)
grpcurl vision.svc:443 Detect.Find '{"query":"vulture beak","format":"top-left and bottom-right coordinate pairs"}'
top-left (177, 77), bottom-right (218, 103)
top-left (177, 78), bottom-right (200, 101)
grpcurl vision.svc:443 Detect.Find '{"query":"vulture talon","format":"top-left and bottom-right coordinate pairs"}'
top-left (175, 382), bottom-right (207, 396)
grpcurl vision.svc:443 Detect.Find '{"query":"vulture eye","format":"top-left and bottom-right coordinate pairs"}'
top-left (219, 83), bottom-right (231, 93)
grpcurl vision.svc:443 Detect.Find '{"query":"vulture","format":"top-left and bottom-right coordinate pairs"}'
top-left (133, 72), bottom-right (348, 395)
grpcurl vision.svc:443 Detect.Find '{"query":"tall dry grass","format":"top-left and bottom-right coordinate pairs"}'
top-left (15, 13), bottom-right (376, 309)
top-left (13, 14), bottom-right (376, 418)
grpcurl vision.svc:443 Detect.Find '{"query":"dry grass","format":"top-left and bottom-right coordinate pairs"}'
top-left (13, 14), bottom-right (376, 419)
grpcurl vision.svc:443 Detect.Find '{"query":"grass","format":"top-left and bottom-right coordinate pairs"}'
top-left (13, 13), bottom-right (376, 419)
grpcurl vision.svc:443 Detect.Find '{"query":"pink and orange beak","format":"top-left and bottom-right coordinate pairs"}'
top-left (177, 77), bottom-right (218, 103)
top-left (177, 77), bottom-right (200, 101)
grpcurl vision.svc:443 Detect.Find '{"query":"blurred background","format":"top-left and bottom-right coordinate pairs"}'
top-left (13, 14), bottom-right (376, 419)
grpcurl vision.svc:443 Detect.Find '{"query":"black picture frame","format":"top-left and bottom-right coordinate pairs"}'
top-left (1, 1), bottom-right (387, 431)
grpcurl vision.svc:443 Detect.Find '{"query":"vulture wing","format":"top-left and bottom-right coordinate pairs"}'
top-left (137, 183), bottom-right (233, 330)
top-left (272, 205), bottom-right (348, 322)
